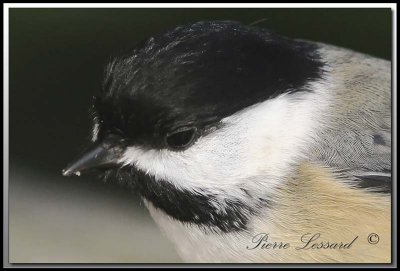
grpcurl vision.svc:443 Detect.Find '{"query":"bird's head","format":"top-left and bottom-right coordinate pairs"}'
top-left (63, 21), bottom-right (325, 233)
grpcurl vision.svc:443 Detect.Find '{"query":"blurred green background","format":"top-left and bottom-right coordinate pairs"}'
top-left (8, 8), bottom-right (392, 263)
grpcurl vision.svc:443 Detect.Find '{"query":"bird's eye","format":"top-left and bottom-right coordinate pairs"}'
top-left (165, 127), bottom-right (197, 150)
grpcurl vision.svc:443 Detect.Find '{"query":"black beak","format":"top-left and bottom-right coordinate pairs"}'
top-left (62, 135), bottom-right (125, 177)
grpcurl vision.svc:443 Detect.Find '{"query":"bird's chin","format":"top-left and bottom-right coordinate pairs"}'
top-left (97, 165), bottom-right (269, 233)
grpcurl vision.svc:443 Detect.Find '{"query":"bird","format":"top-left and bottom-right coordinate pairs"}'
top-left (62, 21), bottom-right (391, 263)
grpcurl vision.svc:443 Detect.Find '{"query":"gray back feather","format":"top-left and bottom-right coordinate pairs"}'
top-left (309, 43), bottom-right (391, 192)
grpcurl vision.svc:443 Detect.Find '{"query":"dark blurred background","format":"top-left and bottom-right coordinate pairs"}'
top-left (8, 8), bottom-right (392, 263)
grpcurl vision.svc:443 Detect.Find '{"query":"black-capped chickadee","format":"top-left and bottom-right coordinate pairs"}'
top-left (63, 21), bottom-right (391, 263)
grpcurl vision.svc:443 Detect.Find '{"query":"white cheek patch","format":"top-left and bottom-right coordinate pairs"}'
top-left (118, 85), bottom-right (331, 194)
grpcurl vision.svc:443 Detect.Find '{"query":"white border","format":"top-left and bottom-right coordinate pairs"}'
top-left (3, 3), bottom-right (9, 268)
top-left (2, 3), bottom-right (398, 8)
top-left (3, 3), bottom-right (397, 267)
